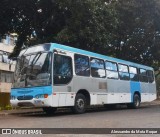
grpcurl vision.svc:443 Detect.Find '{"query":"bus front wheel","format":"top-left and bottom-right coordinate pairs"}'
top-left (72, 93), bottom-right (86, 114)
top-left (43, 107), bottom-right (57, 115)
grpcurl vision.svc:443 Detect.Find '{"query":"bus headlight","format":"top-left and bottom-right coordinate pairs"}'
top-left (35, 94), bottom-right (48, 99)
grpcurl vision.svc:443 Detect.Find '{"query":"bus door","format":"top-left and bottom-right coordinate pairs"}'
top-left (52, 51), bottom-right (74, 107)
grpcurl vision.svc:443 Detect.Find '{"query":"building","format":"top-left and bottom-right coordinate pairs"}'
top-left (0, 34), bottom-right (16, 108)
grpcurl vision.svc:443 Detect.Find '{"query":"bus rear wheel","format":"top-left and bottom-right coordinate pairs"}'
top-left (43, 107), bottom-right (57, 115)
top-left (72, 93), bottom-right (86, 114)
top-left (127, 94), bottom-right (140, 109)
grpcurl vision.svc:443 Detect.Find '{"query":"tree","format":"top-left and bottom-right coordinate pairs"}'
top-left (28, 0), bottom-right (118, 55)
top-left (3, 0), bottom-right (117, 57)
top-left (0, 0), bottom-right (159, 70)
top-left (0, 0), bottom-right (15, 36)
top-left (110, 0), bottom-right (160, 67)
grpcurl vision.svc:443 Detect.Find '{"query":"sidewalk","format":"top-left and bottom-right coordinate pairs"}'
top-left (0, 99), bottom-right (160, 116)
top-left (0, 108), bottom-right (43, 116)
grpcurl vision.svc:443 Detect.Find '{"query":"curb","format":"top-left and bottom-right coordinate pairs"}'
top-left (0, 112), bottom-right (9, 116)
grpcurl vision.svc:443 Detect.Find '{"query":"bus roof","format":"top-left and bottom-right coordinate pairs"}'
top-left (50, 43), bottom-right (153, 71)
top-left (19, 43), bottom-right (153, 71)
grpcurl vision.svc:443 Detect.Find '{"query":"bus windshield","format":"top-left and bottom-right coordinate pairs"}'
top-left (13, 52), bottom-right (52, 88)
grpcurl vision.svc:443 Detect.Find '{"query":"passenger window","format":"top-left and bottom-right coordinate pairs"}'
top-left (118, 64), bottom-right (129, 72)
top-left (53, 54), bottom-right (73, 85)
top-left (74, 54), bottom-right (90, 76)
top-left (105, 61), bottom-right (118, 79)
top-left (147, 70), bottom-right (154, 83)
top-left (105, 61), bottom-right (117, 71)
top-left (90, 58), bottom-right (106, 78)
top-left (129, 66), bottom-right (139, 81)
top-left (118, 64), bottom-right (130, 80)
top-left (139, 69), bottom-right (148, 83)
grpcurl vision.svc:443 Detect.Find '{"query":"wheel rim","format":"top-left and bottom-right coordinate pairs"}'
top-left (135, 97), bottom-right (140, 107)
top-left (76, 98), bottom-right (85, 110)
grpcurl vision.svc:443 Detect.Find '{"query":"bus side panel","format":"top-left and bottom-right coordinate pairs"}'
top-left (114, 80), bottom-right (130, 103)
top-left (107, 79), bottom-right (131, 103)
top-left (141, 83), bottom-right (150, 102)
top-left (130, 81), bottom-right (141, 102)
top-left (107, 79), bottom-right (119, 103)
top-left (149, 82), bottom-right (157, 101)
top-left (73, 76), bottom-right (93, 100)
top-left (73, 76), bottom-right (108, 105)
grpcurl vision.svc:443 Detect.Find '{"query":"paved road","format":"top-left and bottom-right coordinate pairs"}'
top-left (0, 104), bottom-right (159, 137)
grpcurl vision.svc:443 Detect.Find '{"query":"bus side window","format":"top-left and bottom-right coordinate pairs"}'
top-left (105, 61), bottom-right (119, 79)
top-left (129, 66), bottom-right (139, 81)
top-left (139, 69), bottom-right (148, 83)
top-left (147, 70), bottom-right (154, 83)
top-left (118, 64), bottom-right (130, 81)
top-left (90, 58), bottom-right (106, 78)
top-left (74, 54), bottom-right (90, 76)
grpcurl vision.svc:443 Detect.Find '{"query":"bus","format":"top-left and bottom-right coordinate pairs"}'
top-left (10, 43), bottom-right (157, 114)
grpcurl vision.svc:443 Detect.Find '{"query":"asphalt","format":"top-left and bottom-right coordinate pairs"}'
top-left (0, 99), bottom-right (160, 116)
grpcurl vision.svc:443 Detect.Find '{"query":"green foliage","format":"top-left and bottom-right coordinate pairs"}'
top-left (0, 104), bottom-right (12, 110)
top-left (5, 105), bottom-right (12, 110)
top-left (54, 0), bottom-right (118, 53)
top-left (0, 0), bottom-right (159, 69)
top-left (110, 0), bottom-right (160, 66)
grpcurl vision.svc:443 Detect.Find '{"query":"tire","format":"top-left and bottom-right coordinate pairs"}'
top-left (72, 93), bottom-right (86, 114)
top-left (43, 107), bottom-right (57, 115)
top-left (127, 94), bottom-right (140, 109)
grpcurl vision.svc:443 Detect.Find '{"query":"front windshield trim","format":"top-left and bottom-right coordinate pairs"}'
top-left (13, 51), bottom-right (52, 88)
top-left (19, 44), bottom-right (51, 57)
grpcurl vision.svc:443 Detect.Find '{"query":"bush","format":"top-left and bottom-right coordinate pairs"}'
top-left (5, 105), bottom-right (12, 110)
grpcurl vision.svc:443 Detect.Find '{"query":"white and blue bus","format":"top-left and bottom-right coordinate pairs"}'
top-left (10, 43), bottom-right (157, 114)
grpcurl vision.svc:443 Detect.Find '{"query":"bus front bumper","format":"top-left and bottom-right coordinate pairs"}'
top-left (10, 96), bottom-right (52, 108)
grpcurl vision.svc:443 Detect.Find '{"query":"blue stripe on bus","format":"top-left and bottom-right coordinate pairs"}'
top-left (11, 86), bottom-right (52, 97)
top-left (50, 43), bottom-right (153, 70)
top-left (130, 81), bottom-right (141, 102)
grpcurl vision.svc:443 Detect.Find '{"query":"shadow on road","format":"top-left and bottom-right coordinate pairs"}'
top-left (10, 104), bottom-right (152, 118)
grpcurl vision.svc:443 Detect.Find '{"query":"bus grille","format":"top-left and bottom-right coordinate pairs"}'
top-left (18, 102), bottom-right (34, 107)
top-left (17, 95), bottom-right (33, 100)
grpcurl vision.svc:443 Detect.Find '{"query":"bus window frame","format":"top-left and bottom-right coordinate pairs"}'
top-left (139, 68), bottom-right (148, 83)
top-left (147, 70), bottom-right (155, 83)
top-left (105, 60), bottom-right (119, 80)
top-left (118, 63), bottom-right (130, 81)
top-left (74, 54), bottom-right (90, 77)
top-left (129, 66), bottom-right (139, 82)
top-left (90, 57), bottom-right (106, 78)
top-left (53, 53), bottom-right (73, 86)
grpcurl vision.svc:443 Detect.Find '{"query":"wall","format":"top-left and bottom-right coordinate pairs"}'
top-left (0, 93), bottom-right (10, 108)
